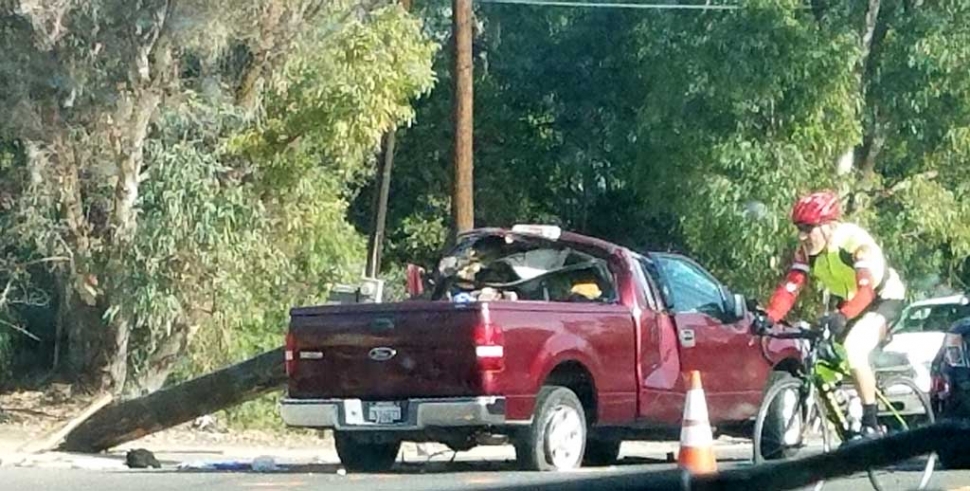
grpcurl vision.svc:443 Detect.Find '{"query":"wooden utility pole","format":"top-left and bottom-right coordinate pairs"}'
top-left (365, 0), bottom-right (410, 277)
top-left (365, 130), bottom-right (396, 278)
top-left (452, 0), bottom-right (474, 234)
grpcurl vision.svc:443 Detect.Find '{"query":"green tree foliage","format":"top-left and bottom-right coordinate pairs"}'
top-left (0, 0), bottom-right (436, 392)
top-left (651, 0), bottom-right (970, 303)
top-left (360, 0), bottom-right (970, 317)
top-left (631, 1), bottom-right (860, 298)
top-left (2, 0), bottom-right (968, 401)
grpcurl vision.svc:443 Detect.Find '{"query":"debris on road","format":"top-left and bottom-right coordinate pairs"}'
top-left (251, 455), bottom-right (278, 472)
top-left (176, 455), bottom-right (282, 472)
top-left (126, 448), bottom-right (161, 469)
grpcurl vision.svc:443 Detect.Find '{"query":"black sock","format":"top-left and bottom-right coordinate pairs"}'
top-left (862, 403), bottom-right (878, 428)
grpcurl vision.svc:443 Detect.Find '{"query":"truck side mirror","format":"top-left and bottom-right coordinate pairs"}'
top-left (721, 286), bottom-right (748, 322)
top-left (732, 293), bottom-right (748, 321)
top-left (406, 264), bottom-right (425, 298)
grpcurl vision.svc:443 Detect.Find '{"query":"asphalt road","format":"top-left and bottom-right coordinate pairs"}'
top-left (5, 455), bottom-right (969, 491)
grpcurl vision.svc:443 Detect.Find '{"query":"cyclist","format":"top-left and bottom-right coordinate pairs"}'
top-left (762, 190), bottom-right (906, 438)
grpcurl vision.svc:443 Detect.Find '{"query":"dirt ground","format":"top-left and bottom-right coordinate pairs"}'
top-left (0, 387), bottom-right (504, 471)
top-left (0, 387), bottom-right (329, 453)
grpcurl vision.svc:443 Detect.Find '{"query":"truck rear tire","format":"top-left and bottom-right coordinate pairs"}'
top-left (334, 431), bottom-right (401, 472)
top-left (515, 386), bottom-right (587, 471)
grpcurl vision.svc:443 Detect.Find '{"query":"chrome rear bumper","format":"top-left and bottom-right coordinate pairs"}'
top-left (279, 396), bottom-right (506, 430)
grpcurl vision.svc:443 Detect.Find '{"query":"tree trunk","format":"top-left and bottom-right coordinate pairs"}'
top-left (39, 132), bottom-right (117, 391)
top-left (63, 289), bottom-right (105, 386)
top-left (858, 0), bottom-right (881, 75)
top-left (110, 84), bottom-right (161, 243)
top-left (131, 321), bottom-right (193, 395)
top-left (57, 270), bottom-right (129, 394)
top-left (100, 312), bottom-right (131, 394)
top-left (87, 2), bottom-right (169, 392)
top-left (236, 0), bottom-right (285, 111)
top-left (855, 0), bottom-right (889, 182)
top-left (60, 347), bottom-right (285, 452)
top-left (72, 83), bottom-right (162, 394)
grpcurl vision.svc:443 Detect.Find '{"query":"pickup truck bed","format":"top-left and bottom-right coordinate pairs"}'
top-left (284, 300), bottom-right (637, 426)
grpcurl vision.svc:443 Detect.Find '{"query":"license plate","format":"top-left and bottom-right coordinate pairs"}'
top-left (367, 402), bottom-right (403, 424)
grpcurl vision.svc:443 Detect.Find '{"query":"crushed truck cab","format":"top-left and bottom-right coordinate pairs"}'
top-left (280, 226), bottom-right (801, 472)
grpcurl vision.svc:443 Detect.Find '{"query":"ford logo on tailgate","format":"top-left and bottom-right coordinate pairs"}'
top-left (368, 347), bottom-right (397, 361)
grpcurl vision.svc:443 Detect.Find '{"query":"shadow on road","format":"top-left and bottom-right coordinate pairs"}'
top-left (131, 454), bottom-right (680, 475)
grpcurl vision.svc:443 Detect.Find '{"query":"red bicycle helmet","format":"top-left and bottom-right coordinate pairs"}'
top-left (791, 191), bottom-right (841, 226)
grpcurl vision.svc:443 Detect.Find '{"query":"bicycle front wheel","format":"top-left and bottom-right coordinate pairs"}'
top-left (754, 372), bottom-right (829, 490)
top-left (754, 372), bottom-right (804, 463)
top-left (865, 376), bottom-right (936, 491)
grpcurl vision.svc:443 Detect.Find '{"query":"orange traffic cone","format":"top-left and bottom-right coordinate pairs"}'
top-left (677, 370), bottom-right (717, 474)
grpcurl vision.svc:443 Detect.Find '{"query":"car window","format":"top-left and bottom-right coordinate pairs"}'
top-left (654, 256), bottom-right (725, 318)
top-left (895, 303), bottom-right (970, 334)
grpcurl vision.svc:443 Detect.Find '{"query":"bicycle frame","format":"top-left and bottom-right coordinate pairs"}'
top-left (755, 317), bottom-right (937, 491)
top-left (807, 342), bottom-right (915, 441)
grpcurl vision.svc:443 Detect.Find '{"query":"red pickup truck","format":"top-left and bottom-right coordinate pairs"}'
top-left (281, 225), bottom-right (801, 472)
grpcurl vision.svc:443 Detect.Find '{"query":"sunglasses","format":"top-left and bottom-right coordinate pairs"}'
top-left (796, 223), bottom-right (817, 234)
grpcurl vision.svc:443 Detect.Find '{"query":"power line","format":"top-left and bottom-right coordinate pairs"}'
top-left (475, 0), bottom-right (742, 9)
top-left (475, 0), bottom-right (811, 10)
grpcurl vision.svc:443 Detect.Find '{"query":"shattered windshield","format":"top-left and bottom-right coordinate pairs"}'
top-left (432, 233), bottom-right (617, 304)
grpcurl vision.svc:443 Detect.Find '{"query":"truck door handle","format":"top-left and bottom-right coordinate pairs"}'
top-left (679, 328), bottom-right (696, 348)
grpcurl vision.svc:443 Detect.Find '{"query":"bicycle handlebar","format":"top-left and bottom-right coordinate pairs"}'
top-left (750, 309), bottom-right (826, 341)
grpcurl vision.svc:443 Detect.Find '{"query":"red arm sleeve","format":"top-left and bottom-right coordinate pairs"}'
top-left (766, 248), bottom-right (811, 323)
top-left (838, 267), bottom-right (876, 319)
top-left (766, 267), bottom-right (809, 323)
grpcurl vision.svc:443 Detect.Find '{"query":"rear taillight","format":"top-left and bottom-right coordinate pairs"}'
top-left (474, 305), bottom-right (504, 372)
top-left (285, 331), bottom-right (297, 376)
top-left (943, 333), bottom-right (968, 367)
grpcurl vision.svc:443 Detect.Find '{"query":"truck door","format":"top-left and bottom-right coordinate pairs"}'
top-left (650, 254), bottom-right (766, 422)
top-left (632, 255), bottom-right (684, 425)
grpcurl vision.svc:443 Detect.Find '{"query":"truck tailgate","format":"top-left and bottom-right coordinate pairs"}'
top-left (286, 302), bottom-right (489, 399)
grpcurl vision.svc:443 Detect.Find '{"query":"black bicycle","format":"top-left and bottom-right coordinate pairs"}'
top-left (752, 312), bottom-right (936, 490)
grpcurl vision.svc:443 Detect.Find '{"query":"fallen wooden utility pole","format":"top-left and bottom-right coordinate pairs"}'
top-left (60, 347), bottom-right (285, 452)
top-left (19, 394), bottom-right (113, 453)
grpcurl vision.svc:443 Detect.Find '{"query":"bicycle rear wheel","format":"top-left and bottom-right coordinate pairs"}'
top-left (865, 376), bottom-right (936, 491)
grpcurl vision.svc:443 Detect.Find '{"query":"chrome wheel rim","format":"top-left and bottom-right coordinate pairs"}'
top-left (544, 405), bottom-right (584, 469)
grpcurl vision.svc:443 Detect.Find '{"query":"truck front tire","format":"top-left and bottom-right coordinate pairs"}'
top-left (334, 431), bottom-right (401, 472)
top-left (515, 386), bottom-right (587, 471)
